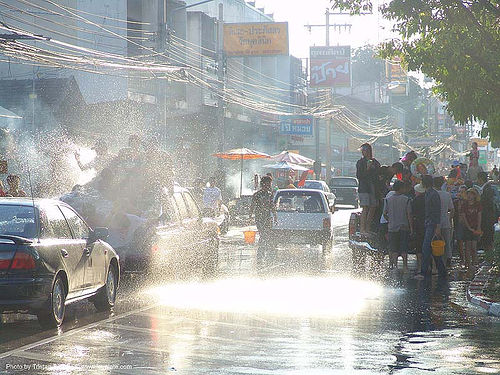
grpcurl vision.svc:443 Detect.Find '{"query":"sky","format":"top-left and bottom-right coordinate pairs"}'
top-left (254, 0), bottom-right (395, 59)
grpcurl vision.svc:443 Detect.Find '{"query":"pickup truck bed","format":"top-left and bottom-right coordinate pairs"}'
top-left (348, 211), bottom-right (417, 267)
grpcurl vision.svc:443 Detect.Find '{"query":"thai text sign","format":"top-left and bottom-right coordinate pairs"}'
top-left (471, 138), bottom-right (488, 147)
top-left (223, 22), bottom-right (289, 57)
top-left (310, 46), bottom-right (351, 88)
top-left (279, 115), bottom-right (313, 136)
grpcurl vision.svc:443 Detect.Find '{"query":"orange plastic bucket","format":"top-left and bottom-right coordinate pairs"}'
top-left (243, 230), bottom-right (257, 244)
top-left (431, 239), bottom-right (445, 256)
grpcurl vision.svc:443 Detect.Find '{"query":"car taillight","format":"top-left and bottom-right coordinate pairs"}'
top-left (0, 259), bottom-right (11, 270)
top-left (349, 215), bottom-right (356, 236)
top-left (151, 244), bottom-right (159, 253)
top-left (323, 218), bottom-right (331, 229)
top-left (10, 252), bottom-right (35, 270)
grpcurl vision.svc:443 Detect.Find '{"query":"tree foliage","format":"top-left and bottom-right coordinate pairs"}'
top-left (332, 0), bottom-right (500, 140)
top-left (351, 45), bottom-right (384, 83)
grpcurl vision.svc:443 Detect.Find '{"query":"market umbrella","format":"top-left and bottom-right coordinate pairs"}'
top-left (271, 150), bottom-right (315, 165)
top-left (263, 161), bottom-right (310, 172)
top-left (213, 148), bottom-right (270, 197)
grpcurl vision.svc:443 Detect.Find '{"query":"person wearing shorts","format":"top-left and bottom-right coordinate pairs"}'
top-left (356, 143), bottom-right (380, 233)
top-left (411, 183), bottom-right (426, 272)
top-left (384, 181), bottom-right (412, 271)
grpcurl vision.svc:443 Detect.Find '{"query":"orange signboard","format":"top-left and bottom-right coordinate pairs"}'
top-left (223, 22), bottom-right (289, 57)
top-left (471, 138), bottom-right (488, 147)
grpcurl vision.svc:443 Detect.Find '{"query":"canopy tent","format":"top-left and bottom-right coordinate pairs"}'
top-left (213, 148), bottom-right (270, 197)
top-left (263, 161), bottom-right (310, 172)
top-left (271, 151), bottom-right (314, 165)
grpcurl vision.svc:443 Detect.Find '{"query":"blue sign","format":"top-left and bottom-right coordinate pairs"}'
top-left (279, 115), bottom-right (314, 136)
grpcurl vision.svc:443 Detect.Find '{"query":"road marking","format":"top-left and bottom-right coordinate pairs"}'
top-left (0, 304), bottom-right (157, 360)
top-left (103, 322), bottom-right (255, 346)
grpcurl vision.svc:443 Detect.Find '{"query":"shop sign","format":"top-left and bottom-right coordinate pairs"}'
top-left (279, 115), bottom-right (313, 136)
top-left (310, 46), bottom-right (351, 88)
top-left (223, 22), bottom-right (289, 57)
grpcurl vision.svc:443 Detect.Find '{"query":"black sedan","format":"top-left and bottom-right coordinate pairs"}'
top-left (0, 198), bottom-right (119, 328)
top-left (329, 177), bottom-right (359, 208)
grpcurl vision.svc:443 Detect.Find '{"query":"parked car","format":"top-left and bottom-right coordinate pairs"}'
top-left (273, 189), bottom-right (334, 254)
top-left (303, 180), bottom-right (337, 210)
top-left (329, 177), bottom-right (359, 208)
top-left (0, 198), bottom-right (119, 328)
top-left (115, 184), bottom-right (220, 277)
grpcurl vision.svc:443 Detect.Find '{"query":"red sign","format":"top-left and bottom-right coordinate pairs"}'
top-left (310, 46), bottom-right (351, 88)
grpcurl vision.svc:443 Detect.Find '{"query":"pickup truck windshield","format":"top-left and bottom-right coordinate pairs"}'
top-left (331, 178), bottom-right (358, 187)
top-left (0, 204), bottom-right (36, 238)
top-left (275, 191), bottom-right (325, 213)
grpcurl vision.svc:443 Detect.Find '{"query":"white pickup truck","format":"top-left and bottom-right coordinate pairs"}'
top-left (273, 189), bottom-right (334, 254)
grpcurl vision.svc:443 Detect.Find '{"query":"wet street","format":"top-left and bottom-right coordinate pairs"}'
top-left (1, 208), bottom-right (499, 374)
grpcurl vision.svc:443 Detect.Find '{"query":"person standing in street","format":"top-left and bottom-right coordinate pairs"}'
top-left (454, 185), bottom-right (468, 268)
top-left (466, 142), bottom-right (483, 182)
top-left (415, 175), bottom-right (446, 280)
top-left (384, 180), bottom-right (412, 272)
top-left (477, 171), bottom-right (496, 254)
top-left (250, 175), bottom-right (277, 266)
top-left (411, 183), bottom-right (426, 273)
top-left (461, 188), bottom-right (482, 273)
top-left (356, 143), bottom-right (380, 234)
top-left (203, 176), bottom-right (222, 217)
top-left (434, 176), bottom-right (455, 269)
top-left (490, 165), bottom-right (499, 182)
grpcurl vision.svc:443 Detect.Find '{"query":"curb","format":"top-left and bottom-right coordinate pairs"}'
top-left (466, 265), bottom-right (500, 317)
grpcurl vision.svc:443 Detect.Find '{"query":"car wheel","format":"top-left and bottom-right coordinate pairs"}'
top-left (94, 264), bottom-right (118, 312)
top-left (37, 274), bottom-right (66, 328)
top-left (322, 237), bottom-right (333, 255)
top-left (202, 238), bottom-right (219, 278)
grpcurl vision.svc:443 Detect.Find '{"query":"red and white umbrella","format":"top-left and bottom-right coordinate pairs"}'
top-left (271, 151), bottom-right (314, 165)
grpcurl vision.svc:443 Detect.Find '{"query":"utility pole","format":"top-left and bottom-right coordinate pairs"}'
top-left (157, 0), bottom-right (168, 145)
top-left (304, 8), bottom-right (353, 43)
top-left (216, 3), bottom-right (225, 168)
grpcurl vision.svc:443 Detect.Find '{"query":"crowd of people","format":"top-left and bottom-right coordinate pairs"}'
top-left (63, 134), bottom-right (175, 232)
top-left (356, 142), bottom-right (498, 279)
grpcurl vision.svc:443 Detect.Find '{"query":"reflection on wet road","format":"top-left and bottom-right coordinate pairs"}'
top-left (1, 209), bottom-right (499, 374)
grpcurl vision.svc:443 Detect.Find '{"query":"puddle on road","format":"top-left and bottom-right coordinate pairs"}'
top-left (145, 276), bottom-right (382, 318)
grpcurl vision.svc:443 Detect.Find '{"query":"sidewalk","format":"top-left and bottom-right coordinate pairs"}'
top-left (467, 264), bottom-right (500, 317)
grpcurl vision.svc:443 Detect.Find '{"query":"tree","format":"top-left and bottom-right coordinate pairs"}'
top-left (351, 45), bottom-right (384, 83)
top-left (332, 0), bottom-right (500, 140)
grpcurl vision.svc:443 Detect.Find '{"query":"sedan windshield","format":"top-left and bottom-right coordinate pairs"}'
top-left (275, 191), bottom-right (324, 213)
top-left (0, 204), bottom-right (37, 238)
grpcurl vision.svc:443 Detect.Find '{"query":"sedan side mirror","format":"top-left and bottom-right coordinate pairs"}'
top-left (91, 227), bottom-right (109, 242)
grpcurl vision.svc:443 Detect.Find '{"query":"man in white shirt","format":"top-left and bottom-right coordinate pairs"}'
top-left (435, 177), bottom-right (455, 268)
top-left (203, 177), bottom-right (222, 216)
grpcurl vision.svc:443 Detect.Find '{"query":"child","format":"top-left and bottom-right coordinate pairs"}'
top-left (384, 180), bottom-right (413, 271)
top-left (460, 188), bottom-right (482, 273)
